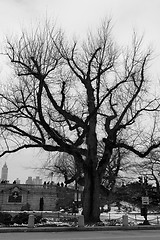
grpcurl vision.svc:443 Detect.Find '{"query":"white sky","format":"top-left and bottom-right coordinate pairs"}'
top-left (0, 0), bottom-right (160, 183)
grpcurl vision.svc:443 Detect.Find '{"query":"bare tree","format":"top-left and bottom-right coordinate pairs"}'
top-left (129, 115), bottom-right (160, 193)
top-left (0, 20), bottom-right (160, 223)
top-left (41, 141), bottom-right (129, 191)
top-left (135, 150), bottom-right (160, 194)
top-left (40, 152), bottom-right (79, 185)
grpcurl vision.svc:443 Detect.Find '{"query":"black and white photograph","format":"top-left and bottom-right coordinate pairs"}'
top-left (1, 0), bottom-right (160, 239)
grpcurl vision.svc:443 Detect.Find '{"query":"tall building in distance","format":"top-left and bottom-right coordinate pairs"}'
top-left (0, 163), bottom-right (43, 184)
top-left (25, 176), bottom-right (33, 185)
top-left (33, 176), bottom-right (42, 185)
top-left (15, 178), bottom-right (21, 184)
top-left (25, 176), bottom-right (42, 185)
top-left (1, 162), bottom-right (8, 181)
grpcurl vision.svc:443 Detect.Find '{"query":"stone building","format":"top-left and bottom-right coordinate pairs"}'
top-left (0, 183), bottom-right (57, 211)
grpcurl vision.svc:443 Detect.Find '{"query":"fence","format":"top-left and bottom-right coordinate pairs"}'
top-left (101, 212), bottom-right (160, 226)
top-left (41, 211), bottom-right (160, 226)
top-left (2, 210), bottom-right (160, 227)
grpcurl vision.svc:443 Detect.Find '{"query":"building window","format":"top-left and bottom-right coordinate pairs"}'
top-left (8, 189), bottom-right (22, 203)
top-left (8, 187), bottom-right (22, 203)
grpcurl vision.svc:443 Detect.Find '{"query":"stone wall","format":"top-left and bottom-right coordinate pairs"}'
top-left (56, 186), bottom-right (75, 210)
top-left (0, 183), bottom-right (57, 211)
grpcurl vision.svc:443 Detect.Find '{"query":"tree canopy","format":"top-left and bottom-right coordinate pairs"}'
top-left (0, 20), bottom-right (160, 223)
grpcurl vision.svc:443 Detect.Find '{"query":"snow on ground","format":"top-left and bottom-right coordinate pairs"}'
top-left (100, 203), bottom-right (160, 225)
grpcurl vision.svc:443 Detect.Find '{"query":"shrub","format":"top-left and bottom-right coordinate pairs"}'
top-left (0, 212), bottom-right (12, 225)
top-left (34, 215), bottom-right (43, 224)
top-left (12, 212), bottom-right (43, 225)
top-left (12, 212), bottom-right (29, 224)
top-left (0, 212), bottom-right (44, 226)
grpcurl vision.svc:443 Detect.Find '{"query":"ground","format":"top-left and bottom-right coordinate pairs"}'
top-left (1, 230), bottom-right (160, 240)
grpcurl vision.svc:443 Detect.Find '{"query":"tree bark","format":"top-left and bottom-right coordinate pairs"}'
top-left (83, 168), bottom-right (101, 224)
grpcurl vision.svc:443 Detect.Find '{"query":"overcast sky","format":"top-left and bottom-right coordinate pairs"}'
top-left (0, 0), bottom-right (160, 183)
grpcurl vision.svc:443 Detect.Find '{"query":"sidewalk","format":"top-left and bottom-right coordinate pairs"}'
top-left (1, 224), bottom-right (160, 233)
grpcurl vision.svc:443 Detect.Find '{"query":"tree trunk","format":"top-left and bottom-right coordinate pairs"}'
top-left (83, 168), bottom-right (101, 224)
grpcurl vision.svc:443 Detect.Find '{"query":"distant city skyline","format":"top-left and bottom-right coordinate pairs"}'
top-left (0, 147), bottom-right (49, 183)
top-left (0, 162), bottom-right (43, 184)
top-left (0, 161), bottom-right (60, 184)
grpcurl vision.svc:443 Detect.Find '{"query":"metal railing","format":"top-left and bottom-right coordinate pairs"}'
top-left (101, 212), bottom-right (160, 226)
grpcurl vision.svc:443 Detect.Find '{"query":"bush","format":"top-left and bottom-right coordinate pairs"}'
top-left (12, 212), bottom-right (29, 224)
top-left (12, 212), bottom-right (43, 225)
top-left (34, 215), bottom-right (43, 224)
top-left (0, 212), bottom-right (12, 225)
top-left (0, 211), bottom-right (43, 226)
